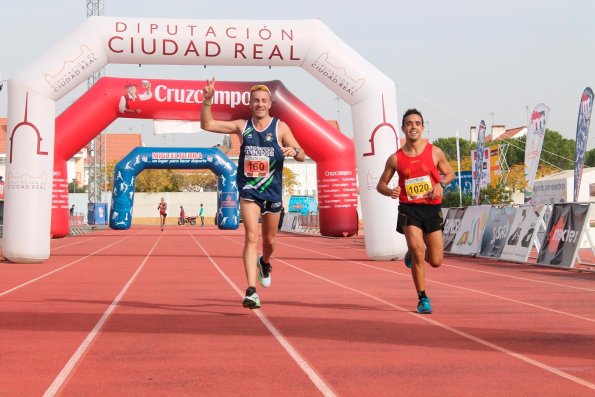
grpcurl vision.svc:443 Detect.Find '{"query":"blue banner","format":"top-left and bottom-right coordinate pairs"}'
top-left (574, 87), bottom-right (593, 202)
top-left (473, 120), bottom-right (486, 205)
top-left (445, 171), bottom-right (473, 197)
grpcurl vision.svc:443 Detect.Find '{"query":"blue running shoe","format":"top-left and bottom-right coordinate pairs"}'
top-left (417, 297), bottom-right (432, 314)
top-left (404, 251), bottom-right (412, 269)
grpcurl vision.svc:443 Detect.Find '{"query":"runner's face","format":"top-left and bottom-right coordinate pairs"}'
top-left (250, 90), bottom-right (271, 120)
top-left (402, 114), bottom-right (424, 142)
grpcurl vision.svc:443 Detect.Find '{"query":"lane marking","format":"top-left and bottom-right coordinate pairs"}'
top-left (223, 235), bottom-right (595, 392)
top-left (50, 237), bottom-right (98, 251)
top-left (189, 233), bottom-right (336, 397)
top-left (281, 236), bottom-right (595, 292)
top-left (275, 240), bottom-right (595, 323)
top-left (0, 231), bottom-right (144, 299)
top-left (43, 234), bottom-right (162, 397)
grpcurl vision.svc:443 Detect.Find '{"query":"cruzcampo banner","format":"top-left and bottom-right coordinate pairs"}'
top-left (574, 87), bottom-right (594, 202)
top-left (473, 120), bottom-right (486, 205)
top-left (537, 203), bottom-right (590, 267)
top-left (524, 103), bottom-right (550, 203)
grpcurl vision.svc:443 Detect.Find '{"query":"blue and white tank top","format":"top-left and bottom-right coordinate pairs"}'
top-left (237, 117), bottom-right (285, 202)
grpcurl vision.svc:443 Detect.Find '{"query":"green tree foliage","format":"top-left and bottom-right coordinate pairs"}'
top-left (586, 148), bottom-right (595, 167)
top-left (68, 179), bottom-right (86, 193)
top-left (432, 137), bottom-right (474, 164)
top-left (479, 184), bottom-right (513, 205)
top-left (442, 191), bottom-right (472, 208)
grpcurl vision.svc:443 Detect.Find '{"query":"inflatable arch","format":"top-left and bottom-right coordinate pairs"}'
top-left (6, 17), bottom-right (405, 262)
top-left (110, 147), bottom-right (238, 230)
top-left (51, 77), bottom-right (358, 239)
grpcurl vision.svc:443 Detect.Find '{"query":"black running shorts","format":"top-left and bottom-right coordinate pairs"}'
top-left (396, 203), bottom-right (444, 235)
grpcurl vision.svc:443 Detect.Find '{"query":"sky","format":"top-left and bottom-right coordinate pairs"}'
top-left (1, 0), bottom-right (594, 153)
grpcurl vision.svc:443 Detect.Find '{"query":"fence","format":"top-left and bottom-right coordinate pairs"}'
top-left (280, 212), bottom-right (320, 234)
top-left (69, 212), bottom-right (89, 236)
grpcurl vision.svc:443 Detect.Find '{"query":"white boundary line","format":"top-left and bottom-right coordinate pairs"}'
top-left (0, 231), bottom-right (144, 299)
top-left (276, 241), bottom-right (595, 323)
top-left (43, 234), bottom-right (162, 397)
top-left (222, 235), bottom-right (595, 392)
top-left (188, 233), bottom-right (336, 397)
top-left (281, 236), bottom-right (595, 293)
top-left (50, 236), bottom-right (98, 251)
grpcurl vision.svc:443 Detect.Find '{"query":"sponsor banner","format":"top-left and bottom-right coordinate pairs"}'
top-left (531, 179), bottom-right (567, 205)
top-left (524, 103), bottom-right (550, 202)
top-left (500, 205), bottom-right (545, 263)
top-left (450, 205), bottom-right (491, 256)
top-left (537, 203), bottom-right (590, 267)
top-left (281, 212), bottom-right (300, 232)
top-left (489, 146), bottom-right (500, 187)
top-left (443, 207), bottom-right (467, 252)
top-left (479, 206), bottom-right (517, 258)
top-left (574, 87), bottom-right (594, 202)
top-left (445, 171), bottom-right (472, 197)
top-left (473, 120), bottom-right (486, 204)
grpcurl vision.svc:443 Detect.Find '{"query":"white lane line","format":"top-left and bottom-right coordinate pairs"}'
top-left (0, 231), bottom-right (144, 299)
top-left (276, 240), bottom-right (595, 323)
top-left (223, 235), bottom-right (595, 392)
top-left (281, 235), bottom-right (595, 292)
top-left (189, 233), bottom-right (336, 397)
top-left (43, 234), bottom-right (162, 397)
top-left (50, 237), bottom-right (98, 251)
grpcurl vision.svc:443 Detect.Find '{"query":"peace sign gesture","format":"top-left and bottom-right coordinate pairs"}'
top-left (204, 77), bottom-right (216, 102)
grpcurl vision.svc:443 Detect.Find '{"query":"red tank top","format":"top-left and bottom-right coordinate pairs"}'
top-left (397, 142), bottom-right (442, 204)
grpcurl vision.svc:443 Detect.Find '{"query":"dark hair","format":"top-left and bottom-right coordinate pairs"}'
top-left (402, 108), bottom-right (424, 127)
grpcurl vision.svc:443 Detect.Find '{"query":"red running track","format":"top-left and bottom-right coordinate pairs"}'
top-left (0, 226), bottom-right (594, 396)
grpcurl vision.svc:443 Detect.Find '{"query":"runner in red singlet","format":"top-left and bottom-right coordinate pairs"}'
top-left (377, 109), bottom-right (455, 314)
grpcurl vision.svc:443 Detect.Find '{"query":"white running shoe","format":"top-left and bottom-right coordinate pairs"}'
top-left (242, 292), bottom-right (261, 309)
top-left (257, 256), bottom-right (272, 288)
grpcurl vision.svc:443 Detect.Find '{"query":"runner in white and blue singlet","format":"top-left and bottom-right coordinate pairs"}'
top-left (201, 79), bottom-right (306, 309)
top-left (237, 117), bottom-right (285, 206)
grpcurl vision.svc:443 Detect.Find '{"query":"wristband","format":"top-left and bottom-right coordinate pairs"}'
top-left (293, 147), bottom-right (301, 157)
top-left (439, 182), bottom-right (446, 189)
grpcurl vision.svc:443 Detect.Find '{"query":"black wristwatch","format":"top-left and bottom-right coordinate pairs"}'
top-left (439, 182), bottom-right (446, 189)
top-left (293, 147), bottom-right (301, 157)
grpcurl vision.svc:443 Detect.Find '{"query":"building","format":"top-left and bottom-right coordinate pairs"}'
top-left (485, 126), bottom-right (527, 142)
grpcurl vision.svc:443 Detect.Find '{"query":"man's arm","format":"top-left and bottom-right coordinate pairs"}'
top-left (200, 77), bottom-right (244, 135)
top-left (376, 154), bottom-right (400, 199)
top-left (430, 146), bottom-right (455, 199)
top-left (278, 121), bottom-right (305, 162)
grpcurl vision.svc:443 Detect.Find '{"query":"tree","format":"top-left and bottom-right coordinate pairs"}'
top-left (282, 167), bottom-right (300, 195)
top-left (506, 164), bottom-right (527, 193)
top-left (585, 148), bottom-right (595, 167)
top-left (433, 136), bottom-right (474, 166)
top-left (68, 179), bottom-right (86, 193)
top-left (480, 184), bottom-right (513, 205)
top-left (135, 169), bottom-right (179, 192)
top-left (442, 191), bottom-right (472, 208)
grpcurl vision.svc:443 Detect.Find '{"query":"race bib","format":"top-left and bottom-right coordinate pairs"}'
top-left (404, 175), bottom-right (432, 200)
top-left (244, 155), bottom-right (270, 178)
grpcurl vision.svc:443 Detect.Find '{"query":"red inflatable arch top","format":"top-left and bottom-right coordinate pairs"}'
top-left (52, 78), bottom-right (358, 237)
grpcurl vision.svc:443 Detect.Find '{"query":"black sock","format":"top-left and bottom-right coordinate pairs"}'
top-left (417, 290), bottom-right (427, 300)
top-left (246, 286), bottom-right (257, 296)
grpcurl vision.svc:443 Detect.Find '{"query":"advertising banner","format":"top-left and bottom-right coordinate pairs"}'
top-left (524, 103), bottom-right (550, 202)
top-left (443, 207), bottom-right (467, 252)
top-left (499, 205), bottom-right (545, 262)
top-left (473, 120), bottom-right (486, 205)
top-left (537, 203), bottom-right (590, 267)
top-left (574, 87), bottom-right (594, 202)
top-left (479, 206), bottom-right (517, 258)
top-left (450, 205), bottom-right (491, 256)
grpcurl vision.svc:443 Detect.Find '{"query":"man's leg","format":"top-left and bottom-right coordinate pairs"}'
top-left (261, 212), bottom-right (281, 263)
top-left (403, 225), bottom-right (427, 292)
top-left (423, 230), bottom-right (444, 269)
top-left (241, 200), bottom-right (262, 288)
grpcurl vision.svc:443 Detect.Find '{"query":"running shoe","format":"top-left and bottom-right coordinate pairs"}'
top-left (417, 297), bottom-right (432, 314)
top-left (404, 251), bottom-right (412, 269)
top-left (257, 256), bottom-right (272, 288)
top-left (242, 292), bottom-right (261, 309)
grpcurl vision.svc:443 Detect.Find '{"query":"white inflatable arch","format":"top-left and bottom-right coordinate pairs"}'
top-left (6, 17), bottom-right (405, 262)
